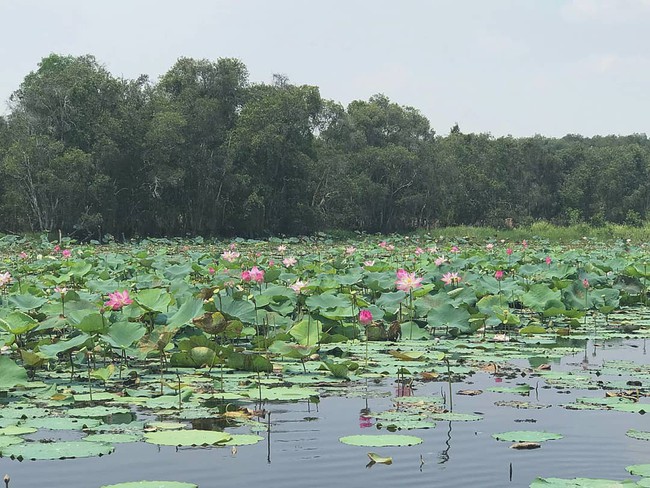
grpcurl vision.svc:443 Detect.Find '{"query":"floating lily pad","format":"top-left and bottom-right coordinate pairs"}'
top-left (376, 419), bottom-right (437, 431)
top-left (84, 433), bottom-right (141, 443)
top-left (626, 429), bottom-right (650, 441)
top-left (244, 386), bottom-right (319, 401)
top-left (2, 440), bottom-right (114, 460)
top-left (626, 464), bottom-right (650, 477)
top-left (492, 431), bottom-right (563, 442)
top-left (0, 435), bottom-right (25, 448)
top-left (67, 406), bottom-right (132, 418)
top-left (222, 434), bottom-right (264, 446)
top-left (146, 422), bottom-right (187, 431)
top-left (429, 413), bottom-right (483, 422)
top-left (0, 425), bottom-right (37, 436)
top-left (339, 434), bottom-right (423, 447)
top-left (24, 417), bottom-right (102, 430)
top-left (144, 429), bottom-right (231, 446)
top-left (100, 482), bottom-right (198, 488)
top-left (530, 477), bottom-right (638, 487)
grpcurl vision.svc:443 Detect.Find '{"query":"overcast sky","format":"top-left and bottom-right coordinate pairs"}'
top-left (1, 0), bottom-right (648, 137)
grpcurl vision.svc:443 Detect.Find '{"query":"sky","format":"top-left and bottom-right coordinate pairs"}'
top-left (1, 0), bottom-right (649, 137)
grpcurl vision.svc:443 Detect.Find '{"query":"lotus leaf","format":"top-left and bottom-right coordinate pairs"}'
top-left (339, 434), bottom-right (423, 447)
top-left (2, 440), bottom-right (114, 460)
top-left (492, 431), bottom-right (563, 442)
top-left (144, 429), bottom-right (231, 446)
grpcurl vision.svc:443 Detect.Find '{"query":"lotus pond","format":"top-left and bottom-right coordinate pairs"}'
top-left (0, 235), bottom-right (649, 487)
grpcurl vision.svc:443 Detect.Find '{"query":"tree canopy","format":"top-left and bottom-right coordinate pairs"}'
top-left (1, 53), bottom-right (649, 239)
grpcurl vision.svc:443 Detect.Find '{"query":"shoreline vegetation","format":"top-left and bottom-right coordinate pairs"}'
top-left (1, 54), bottom-right (650, 240)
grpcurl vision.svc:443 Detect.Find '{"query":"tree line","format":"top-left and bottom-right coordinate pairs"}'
top-left (1, 54), bottom-right (648, 239)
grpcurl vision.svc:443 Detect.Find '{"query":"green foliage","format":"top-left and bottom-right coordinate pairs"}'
top-left (4, 54), bottom-right (650, 237)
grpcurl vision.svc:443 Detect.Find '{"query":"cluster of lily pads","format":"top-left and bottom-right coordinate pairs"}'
top-left (0, 234), bottom-right (649, 487)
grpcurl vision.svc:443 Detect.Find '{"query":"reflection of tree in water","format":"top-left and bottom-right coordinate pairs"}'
top-left (438, 421), bottom-right (453, 464)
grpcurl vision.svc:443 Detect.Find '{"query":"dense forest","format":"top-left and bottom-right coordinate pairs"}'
top-left (1, 54), bottom-right (649, 239)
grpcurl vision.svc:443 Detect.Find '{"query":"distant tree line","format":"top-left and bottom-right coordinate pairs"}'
top-left (1, 54), bottom-right (649, 239)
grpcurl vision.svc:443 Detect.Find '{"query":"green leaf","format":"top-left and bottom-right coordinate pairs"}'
top-left (144, 429), bottom-right (231, 446)
top-left (0, 356), bottom-right (29, 389)
top-left (219, 295), bottom-right (256, 323)
top-left (102, 321), bottom-right (147, 349)
top-left (100, 482), bottom-right (198, 488)
top-left (38, 333), bottom-right (90, 358)
top-left (367, 452), bottom-right (393, 464)
top-left (8, 294), bottom-right (47, 311)
top-left (134, 288), bottom-right (173, 313)
top-left (2, 441), bottom-right (114, 460)
top-left (626, 464), bottom-right (650, 477)
top-left (165, 297), bottom-right (204, 330)
top-left (492, 430), bottom-right (563, 442)
top-left (339, 434), bottom-right (423, 447)
top-left (0, 311), bottom-right (38, 335)
top-left (289, 318), bottom-right (322, 346)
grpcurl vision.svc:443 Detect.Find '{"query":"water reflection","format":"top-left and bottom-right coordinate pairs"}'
top-left (438, 421), bottom-right (453, 464)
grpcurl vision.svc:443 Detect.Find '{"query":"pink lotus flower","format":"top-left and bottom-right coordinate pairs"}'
top-left (494, 270), bottom-right (504, 280)
top-left (0, 272), bottom-right (11, 287)
top-left (277, 245), bottom-right (287, 253)
top-left (415, 247), bottom-right (424, 256)
top-left (345, 246), bottom-right (356, 256)
top-left (582, 279), bottom-right (589, 289)
top-left (19, 252), bottom-right (27, 259)
top-left (268, 259), bottom-right (275, 267)
top-left (378, 241), bottom-right (387, 248)
top-left (450, 246), bottom-right (460, 254)
top-left (363, 260), bottom-right (375, 267)
top-left (104, 290), bottom-right (133, 310)
top-left (208, 267), bottom-right (215, 275)
top-left (396, 271), bottom-right (423, 292)
top-left (229, 243), bottom-right (237, 250)
top-left (241, 270), bottom-right (252, 282)
top-left (62, 249), bottom-right (71, 258)
top-left (386, 244), bottom-right (395, 252)
top-left (486, 243), bottom-right (494, 251)
top-left (506, 248), bottom-right (513, 256)
top-left (434, 256), bottom-right (447, 267)
top-left (221, 250), bottom-right (240, 263)
top-left (283, 257), bottom-right (297, 267)
top-left (249, 266), bottom-right (265, 283)
top-left (441, 272), bottom-right (461, 286)
top-left (522, 240), bottom-right (528, 249)
top-left (290, 280), bottom-right (307, 294)
top-left (359, 309), bottom-right (373, 326)
top-left (545, 256), bottom-right (552, 265)
top-left (53, 245), bottom-right (60, 253)
top-left (54, 286), bottom-right (68, 295)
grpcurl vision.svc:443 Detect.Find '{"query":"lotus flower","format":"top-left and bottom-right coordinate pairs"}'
top-left (0, 272), bottom-right (11, 287)
top-left (283, 257), bottom-right (297, 267)
top-left (441, 272), bottom-right (461, 286)
top-left (221, 250), bottom-right (240, 262)
top-left (396, 270), bottom-right (423, 292)
top-left (104, 290), bottom-right (133, 310)
top-left (249, 266), bottom-right (265, 283)
top-left (494, 270), bottom-right (504, 280)
top-left (359, 309), bottom-right (373, 325)
top-left (290, 280), bottom-right (307, 294)
top-left (62, 249), bottom-right (72, 258)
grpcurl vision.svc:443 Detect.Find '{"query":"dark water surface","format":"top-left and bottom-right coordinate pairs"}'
top-left (1, 339), bottom-right (648, 488)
